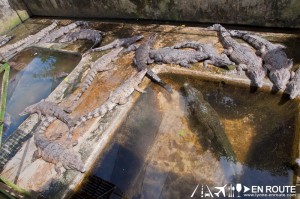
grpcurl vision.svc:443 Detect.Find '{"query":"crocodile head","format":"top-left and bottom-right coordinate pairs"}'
top-left (246, 67), bottom-right (267, 88)
top-left (19, 103), bottom-right (38, 116)
top-left (183, 83), bottom-right (204, 104)
top-left (133, 34), bottom-right (144, 41)
top-left (214, 54), bottom-right (235, 67)
top-left (206, 24), bottom-right (222, 31)
top-left (63, 151), bottom-right (86, 173)
top-left (269, 69), bottom-right (291, 90)
top-left (285, 81), bottom-right (299, 99)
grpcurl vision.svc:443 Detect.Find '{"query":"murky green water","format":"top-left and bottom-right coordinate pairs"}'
top-left (73, 74), bottom-right (298, 199)
top-left (1, 47), bottom-right (81, 141)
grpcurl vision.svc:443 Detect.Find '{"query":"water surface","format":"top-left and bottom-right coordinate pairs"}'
top-left (2, 47), bottom-right (81, 141)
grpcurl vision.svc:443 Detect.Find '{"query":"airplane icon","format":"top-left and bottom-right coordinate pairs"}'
top-left (214, 184), bottom-right (227, 197)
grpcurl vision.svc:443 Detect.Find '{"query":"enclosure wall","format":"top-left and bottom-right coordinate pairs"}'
top-left (23, 0), bottom-right (300, 28)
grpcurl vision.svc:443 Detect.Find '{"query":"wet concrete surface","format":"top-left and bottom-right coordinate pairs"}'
top-left (85, 77), bottom-right (297, 198)
top-left (0, 18), bottom-right (299, 198)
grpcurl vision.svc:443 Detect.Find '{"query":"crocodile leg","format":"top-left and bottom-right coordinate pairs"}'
top-left (147, 58), bottom-right (154, 64)
top-left (92, 42), bottom-right (117, 52)
top-left (291, 71), bottom-right (295, 78)
top-left (37, 111), bottom-right (42, 120)
top-left (32, 148), bottom-right (42, 162)
top-left (287, 59), bottom-right (293, 70)
top-left (256, 45), bottom-right (266, 56)
top-left (237, 64), bottom-right (247, 75)
top-left (223, 47), bottom-right (233, 55)
top-left (179, 60), bottom-right (191, 68)
top-left (276, 44), bottom-right (286, 49)
top-left (54, 162), bottom-right (63, 177)
top-left (204, 60), bottom-right (213, 68)
top-left (63, 107), bottom-right (72, 114)
top-left (118, 97), bottom-right (128, 105)
top-left (263, 64), bottom-right (272, 71)
top-left (134, 85), bottom-right (146, 93)
top-left (124, 44), bottom-right (140, 52)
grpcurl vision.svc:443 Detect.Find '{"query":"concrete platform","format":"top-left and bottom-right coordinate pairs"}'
top-left (0, 18), bottom-right (300, 198)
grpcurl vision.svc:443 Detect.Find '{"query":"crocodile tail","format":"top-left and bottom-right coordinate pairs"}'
top-left (74, 68), bottom-right (97, 102)
top-left (76, 21), bottom-right (89, 27)
top-left (230, 30), bottom-right (262, 49)
top-left (146, 69), bottom-right (173, 93)
top-left (91, 42), bottom-right (115, 52)
top-left (34, 117), bottom-right (56, 144)
top-left (229, 30), bottom-right (247, 37)
top-left (173, 41), bottom-right (203, 51)
top-left (147, 33), bottom-right (158, 47)
top-left (75, 103), bottom-right (109, 127)
top-left (90, 37), bottom-right (102, 50)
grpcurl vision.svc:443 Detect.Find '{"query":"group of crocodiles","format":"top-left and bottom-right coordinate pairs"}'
top-left (0, 22), bottom-right (298, 176)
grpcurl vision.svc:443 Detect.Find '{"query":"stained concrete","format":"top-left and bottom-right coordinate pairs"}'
top-left (0, 19), bottom-right (299, 198)
top-left (23, 0), bottom-right (300, 28)
top-left (0, 0), bottom-right (29, 34)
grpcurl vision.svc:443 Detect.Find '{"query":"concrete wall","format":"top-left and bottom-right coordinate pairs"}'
top-left (0, 0), bottom-right (30, 34)
top-left (24, 0), bottom-right (300, 28)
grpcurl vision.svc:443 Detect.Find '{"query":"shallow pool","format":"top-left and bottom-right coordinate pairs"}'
top-left (2, 47), bottom-right (81, 141)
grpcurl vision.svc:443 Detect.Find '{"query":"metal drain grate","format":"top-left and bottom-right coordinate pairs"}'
top-left (72, 175), bottom-right (125, 199)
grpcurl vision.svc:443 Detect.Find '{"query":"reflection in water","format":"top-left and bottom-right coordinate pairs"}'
top-left (2, 47), bottom-right (81, 141)
top-left (74, 74), bottom-right (297, 199)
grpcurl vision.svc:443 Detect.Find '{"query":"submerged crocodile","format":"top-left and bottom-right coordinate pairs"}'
top-left (172, 41), bottom-right (235, 67)
top-left (230, 30), bottom-right (293, 89)
top-left (149, 47), bottom-right (209, 68)
top-left (133, 33), bottom-right (173, 93)
top-left (0, 21), bottom-right (58, 60)
top-left (39, 21), bottom-right (88, 43)
top-left (33, 116), bottom-right (85, 176)
top-left (90, 34), bottom-right (144, 52)
top-left (59, 29), bottom-right (105, 49)
top-left (207, 24), bottom-right (266, 87)
top-left (73, 47), bottom-right (124, 102)
top-left (0, 35), bottom-right (13, 47)
top-left (285, 68), bottom-right (300, 99)
top-left (73, 69), bottom-right (147, 130)
top-left (183, 83), bottom-right (236, 161)
top-left (32, 71), bottom-right (69, 80)
top-left (19, 99), bottom-right (75, 134)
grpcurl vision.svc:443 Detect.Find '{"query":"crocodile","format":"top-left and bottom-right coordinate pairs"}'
top-left (0, 21), bottom-right (58, 60)
top-left (59, 29), bottom-right (105, 49)
top-left (19, 99), bottom-right (75, 134)
top-left (285, 68), bottom-right (300, 99)
top-left (183, 83), bottom-right (236, 161)
top-left (230, 30), bottom-right (293, 90)
top-left (90, 34), bottom-right (144, 52)
top-left (39, 21), bottom-right (88, 43)
top-left (0, 35), bottom-right (13, 47)
top-left (207, 24), bottom-right (266, 87)
top-left (73, 47), bottom-right (124, 102)
top-left (133, 33), bottom-right (173, 93)
top-left (33, 116), bottom-right (85, 176)
top-left (172, 41), bottom-right (235, 67)
top-left (149, 47), bottom-right (209, 68)
top-left (73, 69), bottom-right (147, 129)
top-left (32, 71), bottom-right (69, 80)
